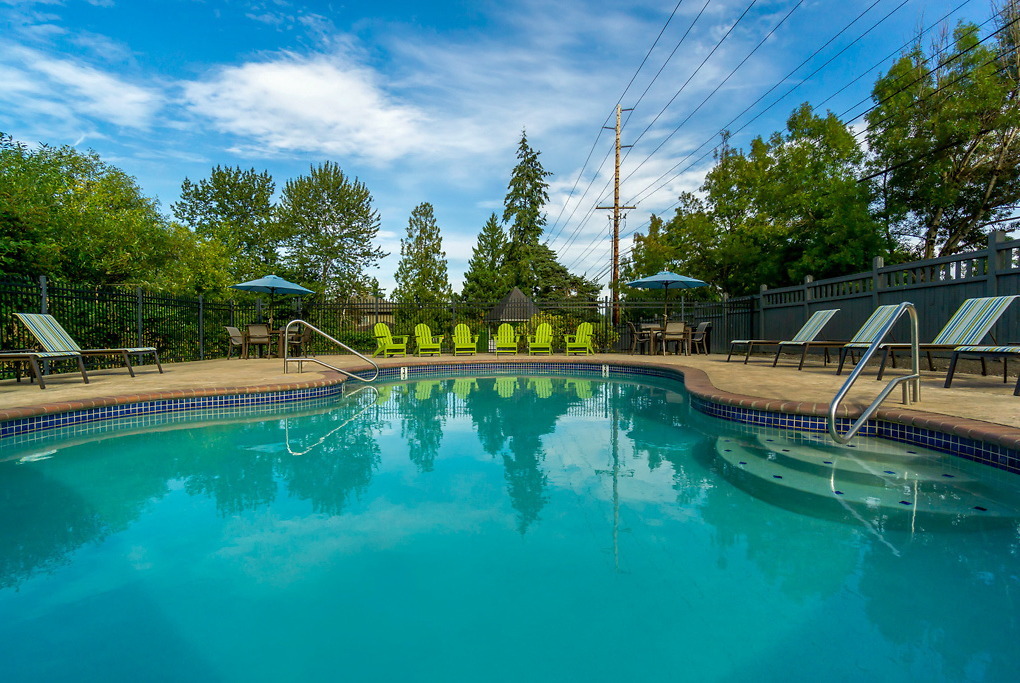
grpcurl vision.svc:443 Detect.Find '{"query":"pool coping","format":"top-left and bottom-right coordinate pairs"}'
top-left (0, 356), bottom-right (1017, 461)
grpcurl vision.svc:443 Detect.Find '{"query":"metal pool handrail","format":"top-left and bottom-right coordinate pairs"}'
top-left (282, 319), bottom-right (379, 382)
top-left (827, 302), bottom-right (920, 445)
top-left (284, 384), bottom-right (380, 456)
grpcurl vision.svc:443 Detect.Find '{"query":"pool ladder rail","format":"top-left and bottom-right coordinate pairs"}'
top-left (827, 302), bottom-right (921, 445)
top-left (282, 319), bottom-right (379, 383)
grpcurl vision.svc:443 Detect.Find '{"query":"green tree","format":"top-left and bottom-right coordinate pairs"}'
top-left (529, 244), bottom-right (601, 301)
top-left (866, 14), bottom-right (1020, 258)
top-left (460, 213), bottom-right (508, 302)
top-left (0, 133), bottom-right (227, 290)
top-left (393, 202), bottom-right (452, 327)
top-left (502, 129), bottom-right (552, 292)
top-left (276, 161), bottom-right (386, 296)
top-left (172, 166), bottom-right (279, 281)
top-left (629, 106), bottom-right (885, 296)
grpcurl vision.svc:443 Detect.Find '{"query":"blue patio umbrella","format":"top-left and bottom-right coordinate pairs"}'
top-left (231, 274), bottom-right (313, 325)
top-left (627, 271), bottom-right (708, 321)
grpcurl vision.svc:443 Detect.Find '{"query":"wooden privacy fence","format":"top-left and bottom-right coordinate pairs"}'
top-left (753, 232), bottom-right (1019, 350)
top-left (0, 233), bottom-right (1015, 363)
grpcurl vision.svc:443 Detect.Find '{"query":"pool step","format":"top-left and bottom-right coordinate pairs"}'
top-left (750, 434), bottom-right (979, 486)
top-left (714, 438), bottom-right (1018, 520)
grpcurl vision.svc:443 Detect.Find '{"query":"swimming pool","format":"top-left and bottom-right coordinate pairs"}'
top-left (2, 373), bottom-right (1019, 681)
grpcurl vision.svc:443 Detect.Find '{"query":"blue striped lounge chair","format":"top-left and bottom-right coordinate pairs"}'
top-left (0, 350), bottom-right (89, 389)
top-left (944, 345), bottom-right (1020, 396)
top-left (847, 296), bottom-right (1018, 380)
top-left (726, 309), bottom-right (839, 369)
top-left (15, 312), bottom-right (163, 377)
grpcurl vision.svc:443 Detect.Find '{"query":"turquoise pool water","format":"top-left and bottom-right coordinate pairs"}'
top-left (2, 374), bottom-right (1019, 682)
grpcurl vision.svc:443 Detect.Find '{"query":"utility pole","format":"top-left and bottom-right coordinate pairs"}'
top-left (597, 104), bottom-right (635, 326)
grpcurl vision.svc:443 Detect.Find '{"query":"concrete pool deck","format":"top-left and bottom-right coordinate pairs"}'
top-left (0, 351), bottom-right (1017, 448)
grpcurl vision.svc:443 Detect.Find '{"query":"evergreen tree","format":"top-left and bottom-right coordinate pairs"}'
top-left (276, 161), bottom-right (386, 296)
top-left (502, 129), bottom-right (552, 292)
top-left (460, 213), bottom-right (508, 302)
top-left (393, 202), bottom-right (451, 328)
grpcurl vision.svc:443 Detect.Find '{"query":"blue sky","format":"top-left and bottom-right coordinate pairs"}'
top-left (1, 0), bottom-right (996, 293)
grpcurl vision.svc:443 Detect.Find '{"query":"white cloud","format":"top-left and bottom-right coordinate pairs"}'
top-left (0, 45), bottom-right (162, 129)
top-left (182, 52), bottom-right (438, 165)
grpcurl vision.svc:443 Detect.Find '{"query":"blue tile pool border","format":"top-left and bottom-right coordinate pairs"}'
top-left (1, 360), bottom-right (1016, 474)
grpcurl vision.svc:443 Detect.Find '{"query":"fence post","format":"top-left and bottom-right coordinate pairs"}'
top-left (721, 292), bottom-right (729, 355)
top-left (39, 275), bottom-right (47, 314)
top-left (758, 284), bottom-right (767, 338)
top-left (198, 294), bottom-right (205, 361)
top-left (872, 255), bottom-right (884, 309)
top-left (136, 288), bottom-right (143, 347)
top-left (803, 274), bottom-right (813, 319)
top-left (986, 230), bottom-right (1003, 297)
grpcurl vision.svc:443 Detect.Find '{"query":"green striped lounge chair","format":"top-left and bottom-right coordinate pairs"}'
top-left (0, 349), bottom-right (89, 389)
top-left (850, 296), bottom-right (1018, 380)
top-left (726, 309), bottom-right (839, 369)
top-left (15, 312), bottom-right (163, 377)
top-left (944, 345), bottom-right (1020, 396)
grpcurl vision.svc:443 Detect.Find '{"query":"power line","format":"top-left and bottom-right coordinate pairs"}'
top-left (563, 0), bottom-right (907, 271)
top-left (544, 0), bottom-right (688, 246)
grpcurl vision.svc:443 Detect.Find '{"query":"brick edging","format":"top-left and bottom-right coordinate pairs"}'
top-left (0, 356), bottom-right (1016, 452)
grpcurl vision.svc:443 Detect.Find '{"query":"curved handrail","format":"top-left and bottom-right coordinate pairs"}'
top-left (282, 319), bottom-right (379, 382)
top-left (827, 302), bottom-right (920, 444)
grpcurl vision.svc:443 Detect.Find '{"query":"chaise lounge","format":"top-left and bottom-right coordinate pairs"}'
top-left (16, 312), bottom-right (162, 377)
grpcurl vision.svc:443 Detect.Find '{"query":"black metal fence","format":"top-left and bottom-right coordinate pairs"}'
top-left (0, 232), bottom-right (1016, 366)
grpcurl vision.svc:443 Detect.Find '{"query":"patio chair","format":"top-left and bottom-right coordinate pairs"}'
top-left (414, 323), bottom-right (444, 356)
top-left (862, 295), bottom-right (1019, 380)
top-left (626, 321), bottom-right (651, 354)
top-left (225, 326), bottom-right (244, 359)
top-left (658, 321), bottom-right (688, 355)
top-left (727, 309), bottom-right (839, 367)
top-left (832, 305), bottom-right (904, 374)
top-left (944, 345), bottom-right (1020, 396)
top-left (0, 350), bottom-right (89, 389)
top-left (565, 322), bottom-right (594, 355)
top-left (244, 323), bottom-right (272, 359)
top-left (452, 324), bottom-right (478, 356)
top-left (282, 324), bottom-right (313, 357)
top-left (689, 322), bottom-right (712, 355)
top-left (494, 323), bottom-right (520, 356)
top-left (527, 322), bottom-right (553, 355)
top-left (15, 312), bottom-right (163, 377)
top-left (372, 322), bottom-right (408, 358)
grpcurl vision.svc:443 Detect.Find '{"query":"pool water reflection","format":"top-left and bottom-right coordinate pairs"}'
top-left (1, 375), bottom-right (1019, 682)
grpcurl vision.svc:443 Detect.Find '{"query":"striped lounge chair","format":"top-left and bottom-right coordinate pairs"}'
top-left (945, 345), bottom-right (1020, 396)
top-left (845, 296), bottom-right (1018, 380)
top-left (0, 350), bottom-right (89, 389)
top-left (726, 309), bottom-right (839, 369)
top-left (16, 312), bottom-right (163, 377)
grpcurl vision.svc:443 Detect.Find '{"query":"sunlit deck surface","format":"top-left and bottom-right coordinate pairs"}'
top-left (0, 351), bottom-right (1017, 446)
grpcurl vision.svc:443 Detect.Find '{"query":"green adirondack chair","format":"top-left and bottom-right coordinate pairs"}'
top-left (414, 323), bottom-right (444, 356)
top-left (372, 322), bottom-right (408, 358)
top-left (527, 322), bottom-right (553, 355)
top-left (564, 322), bottom-right (595, 355)
top-left (494, 323), bottom-right (520, 355)
top-left (452, 323), bottom-right (478, 355)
